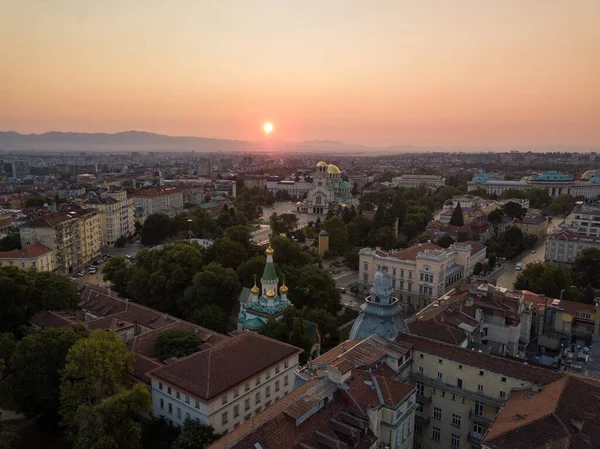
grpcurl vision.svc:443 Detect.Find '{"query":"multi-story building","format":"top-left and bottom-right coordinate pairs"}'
top-left (396, 332), bottom-right (563, 449)
top-left (9, 160), bottom-right (30, 179)
top-left (86, 191), bottom-right (134, 246)
top-left (20, 212), bottom-right (82, 274)
top-left (198, 158), bottom-right (212, 177)
top-left (545, 230), bottom-right (600, 265)
top-left (468, 171), bottom-right (600, 199)
top-left (62, 204), bottom-right (102, 265)
top-left (481, 374), bottom-right (600, 449)
top-left (181, 187), bottom-right (205, 207)
top-left (359, 242), bottom-right (486, 313)
top-left (513, 212), bottom-right (548, 239)
top-left (392, 175), bottom-right (445, 190)
top-left (347, 172), bottom-right (368, 192)
top-left (214, 180), bottom-right (237, 198)
top-left (148, 332), bottom-right (302, 434)
top-left (131, 186), bottom-right (183, 223)
top-left (0, 242), bottom-right (55, 272)
top-left (296, 162), bottom-right (355, 214)
top-left (562, 200), bottom-right (600, 237)
top-left (241, 175), bottom-right (266, 190)
top-left (0, 212), bottom-right (12, 235)
top-left (267, 179), bottom-right (312, 199)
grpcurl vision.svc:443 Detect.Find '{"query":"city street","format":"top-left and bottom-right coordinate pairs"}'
top-left (495, 217), bottom-right (562, 289)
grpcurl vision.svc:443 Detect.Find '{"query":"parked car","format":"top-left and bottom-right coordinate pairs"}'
top-left (339, 287), bottom-right (346, 293)
top-left (516, 262), bottom-right (523, 271)
top-left (73, 270), bottom-right (86, 277)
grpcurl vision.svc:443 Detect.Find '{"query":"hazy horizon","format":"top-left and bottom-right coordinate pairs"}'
top-left (2, 1), bottom-right (599, 148)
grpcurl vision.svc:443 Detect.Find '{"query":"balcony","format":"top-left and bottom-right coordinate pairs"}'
top-left (416, 394), bottom-right (432, 404)
top-left (468, 432), bottom-right (482, 445)
top-left (411, 373), bottom-right (503, 407)
top-left (469, 409), bottom-right (493, 426)
top-left (415, 414), bottom-right (430, 425)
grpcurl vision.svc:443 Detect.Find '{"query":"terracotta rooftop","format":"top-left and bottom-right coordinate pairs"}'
top-left (483, 375), bottom-right (600, 449)
top-left (21, 211), bottom-right (75, 227)
top-left (389, 242), bottom-right (441, 260)
top-left (149, 332), bottom-right (303, 401)
top-left (130, 186), bottom-right (182, 197)
top-left (407, 319), bottom-right (468, 346)
top-left (0, 242), bottom-right (52, 259)
top-left (346, 370), bottom-right (415, 410)
top-left (209, 379), bottom-right (376, 449)
top-left (29, 310), bottom-right (83, 328)
top-left (395, 333), bottom-right (563, 386)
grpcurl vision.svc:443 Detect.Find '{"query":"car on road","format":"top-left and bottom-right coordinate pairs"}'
top-left (531, 250), bottom-right (536, 254)
top-left (516, 262), bottom-right (523, 271)
top-left (73, 270), bottom-right (86, 277)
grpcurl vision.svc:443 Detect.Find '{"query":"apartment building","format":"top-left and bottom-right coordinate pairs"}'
top-left (86, 191), bottom-right (134, 246)
top-left (359, 242), bottom-right (486, 313)
top-left (392, 175), bottom-right (446, 190)
top-left (513, 212), bottom-right (548, 239)
top-left (347, 172), bottom-right (368, 192)
top-left (209, 335), bottom-right (417, 449)
top-left (0, 242), bottom-right (55, 272)
top-left (545, 230), bottom-right (600, 265)
top-left (395, 333), bottom-right (563, 449)
top-left (148, 332), bottom-right (302, 434)
top-left (61, 204), bottom-right (102, 264)
top-left (0, 212), bottom-right (12, 235)
top-left (20, 212), bottom-right (82, 274)
top-left (562, 200), bottom-right (600, 236)
top-left (482, 375), bottom-right (600, 449)
top-left (131, 186), bottom-right (183, 223)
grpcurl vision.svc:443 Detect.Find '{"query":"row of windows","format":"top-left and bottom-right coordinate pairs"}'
top-left (430, 427), bottom-right (460, 448)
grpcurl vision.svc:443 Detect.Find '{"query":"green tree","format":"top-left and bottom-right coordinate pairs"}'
top-left (172, 420), bottom-right (221, 449)
top-left (456, 231), bottom-right (470, 242)
top-left (351, 183), bottom-right (359, 196)
top-left (400, 220), bottom-right (419, 242)
top-left (237, 256), bottom-right (266, 287)
top-left (371, 205), bottom-right (387, 230)
top-left (205, 238), bottom-right (249, 270)
top-left (153, 330), bottom-right (201, 361)
top-left (188, 304), bottom-right (229, 333)
top-left (547, 194), bottom-right (575, 217)
top-left (141, 417), bottom-right (181, 449)
top-left (103, 256), bottom-right (132, 294)
top-left (514, 261), bottom-right (573, 297)
top-left (449, 203), bottom-right (464, 226)
top-left (344, 247), bottom-right (360, 270)
top-left (436, 234), bottom-right (455, 248)
top-left (347, 215), bottom-right (372, 247)
top-left (71, 383), bottom-right (151, 449)
top-left (373, 226), bottom-right (398, 250)
top-left (488, 254), bottom-right (497, 270)
top-left (7, 326), bottom-right (87, 420)
top-left (0, 234), bottom-right (21, 251)
top-left (574, 247), bottom-right (600, 289)
top-left (271, 236), bottom-right (313, 268)
top-left (224, 225), bottom-right (254, 249)
top-left (503, 226), bottom-right (525, 257)
top-left (0, 332), bottom-right (15, 368)
top-left (292, 264), bottom-right (341, 312)
top-left (0, 267), bottom-right (79, 332)
top-left (0, 423), bottom-right (18, 449)
top-left (502, 201), bottom-right (527, 219)
top-left (487, 208), bottom-right (504, 225)
top-left (473, 262), bottom-right (483, 276)
top-left (324, 216), bottom-right (348, 254)
top-left (259, 309), bottom-right (312, 364)
top-left (181, 262), bottom-right (241, 316)
top-left (140, 213), bottom-right (173, 245)
top-left (60, 330), bottom-right (135, 438)
top-left (390, 194), bottom-right (407, 227)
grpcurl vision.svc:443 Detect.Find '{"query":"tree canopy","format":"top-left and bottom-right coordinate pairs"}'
top-left (449, 203), bottom-right (464, 226)
top-left (181, 262), bottom-right (241, 316)
top-left (514, 261), bottom-right (575, 300)
top-left (171, 420), bottom-right (221, 449)
top-left (141, 213), bottom-right (173, 246)
top-left (153, 330), bottom-right (201, 362)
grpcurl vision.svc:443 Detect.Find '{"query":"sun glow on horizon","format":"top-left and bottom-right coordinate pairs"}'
top-left (263, 122), bottom-right (274, 134)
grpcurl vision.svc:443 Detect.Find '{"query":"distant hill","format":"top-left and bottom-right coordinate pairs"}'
top-left (0, 130), bottom-right (253, 153)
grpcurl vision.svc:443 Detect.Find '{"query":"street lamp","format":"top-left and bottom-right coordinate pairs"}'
top-left (187, 219), bottom-right (193, 244)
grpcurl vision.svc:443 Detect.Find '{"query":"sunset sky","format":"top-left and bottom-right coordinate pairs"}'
top-left (1, 1), bottom-right (599, 147)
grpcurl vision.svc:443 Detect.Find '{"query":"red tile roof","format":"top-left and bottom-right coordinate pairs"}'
top-left (0, 242), bottom-right (52, 259)
top-left (149, 332), bottom-right (303, 401)
top-left (389, 242), bottom-right (441, 260)
top-left (483, 375), bottom-right (600, 449)
top-left (346, 370), bottom-right (415, 410)
top-left (21, 211), bottom-right (75, 227)
top-left (130, 187), bottom-right (182, 197)
top-left (395, 333), bottom-right (563, 386)
top-left (29, 310), bottom-right (83, 328)
top-left (407, 319), bottom-right (468, 345)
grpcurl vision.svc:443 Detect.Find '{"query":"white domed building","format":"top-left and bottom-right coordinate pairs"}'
top-left (349, 267), bottom-right (410, 341)
top-left (296, 162), bottom-right (355, 214)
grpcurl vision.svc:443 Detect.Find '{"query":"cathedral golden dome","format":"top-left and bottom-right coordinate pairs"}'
top-left (251, 282), bottom-right (260, 295)
top-left (327, 164), bottom-right (341, 174)
top-left (266, 289), bottom-right (276, 298)
top-left (279, 284), bottom-right (288, 294)
top-left (317, 161), bottom-right (328, 167)
top-left (265, 245), bottom-right (274, 256)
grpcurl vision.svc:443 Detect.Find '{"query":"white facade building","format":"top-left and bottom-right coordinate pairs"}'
top-left (131, 186), bottom-right (183, 222)
top-left (392, 175), bottom-right (445, 190)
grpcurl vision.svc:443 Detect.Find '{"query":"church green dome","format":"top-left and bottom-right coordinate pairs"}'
top-left (339, 181), bottom-right (350, 189)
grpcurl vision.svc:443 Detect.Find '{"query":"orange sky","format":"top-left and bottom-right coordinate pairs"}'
top-left (1, 1), bottom-right (599, 147)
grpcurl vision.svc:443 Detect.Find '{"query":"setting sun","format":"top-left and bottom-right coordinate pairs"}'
top-left (263, 122), bottom-right (274, 134)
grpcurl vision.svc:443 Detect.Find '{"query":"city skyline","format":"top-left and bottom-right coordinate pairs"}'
top-left (2, 1), bottom-right (599, 148)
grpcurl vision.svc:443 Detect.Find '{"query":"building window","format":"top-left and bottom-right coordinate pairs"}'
top-left (432, 426), bottom-right (441, 442)
top-left (451, 433), bottom-right (460, 448)
top-left (284, 361), bottom-right (289, 369)
top-left (452, 394), bottom-right (456, 401)
top-left (419, 353), bottom-right (424, 359)
top-left (437, 372), bottom-right (442, 380)
top-left (222, 411), bottom-right (228, 425)
top-left (457, 378), bottom-right (463, 389)
top-left (159, 382), bottom-right (163, 391)
top-left (185, 395), bottom-right (190, 404)
top-left (438, 359), bottom-right (443, 365)
top-left (418, 366), bottom-right (424, 373)
top-left (245, 382), bottom-right (250, 392)
top-left (416, 382), bottom-right (424, 396)
top-left (479, 371), bottom-right (484, 377)
top-left (284, 375), bottom-right (289, 386)
top-left (256, 377), bottom-right (260, 386)
top-left (478, 384), bottom-right (484, 392)
top-left (177, 408), bottom-right (181, 419)
top-left (441, 391), bottom-right (445, 398)
top-left (234, 405), bottom-right (239, 418)
top-left (160, 399), bottom-right (164, 409)
top-left (452, 414), bottom-right (461, 428)
top-left (265, 370), bottom-right (271, 380)
top-left (275, 380), bottom-right (280, 392)
top-left (473, 423), bottom-right (483, 437)
top-left (500, 391), bottom-right (506, 398)
top-left (168, 403), bottom-right (173, 415)
top-left (245, 398), bottom-right (250, 411)
top-left (167, 387), bottom-right (172, 395)
top-left (501, 377), bottom-right (507, 383)
top-left (475, 401), bottom-right (484, 417)
top-left (186, 412), bottom-right (190, 420)
top-left (255, 392), bottom-right (261, 403)
top-left (415, 423), bottom-right (422, 435)
top-left (176, 391), bottom-right (180, 400)
top-left (275, 365), bottom-right (280, 374)
top-left (433, 407), bottom-right (442, 420)
top-left (266, 386), bottom-right (271, 398)
top-left (222, 396), bottom-right (228, 405)
top-left (195, 400), bottom-right (200, 409)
